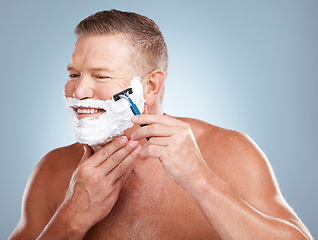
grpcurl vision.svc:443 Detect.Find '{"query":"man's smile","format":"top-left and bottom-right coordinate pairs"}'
top-left (72, 106), bottom-right (105, 119)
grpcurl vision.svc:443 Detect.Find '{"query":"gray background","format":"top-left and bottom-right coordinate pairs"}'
top-left (1, 0), bottom-right (317, 238)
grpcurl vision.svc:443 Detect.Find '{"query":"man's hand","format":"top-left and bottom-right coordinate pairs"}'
top-left (61, 136), bottom-right (141, 233)
top-left (131, 114), bottom-right (211, 190)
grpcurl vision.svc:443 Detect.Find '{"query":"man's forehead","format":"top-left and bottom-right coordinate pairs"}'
top-left (69, 34), bottom-right (134, 71)
top-left (74, 34), bottom-right (132, 56)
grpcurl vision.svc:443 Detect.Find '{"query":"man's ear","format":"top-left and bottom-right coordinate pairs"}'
top-left (142, 69), bottom-right (166, 106)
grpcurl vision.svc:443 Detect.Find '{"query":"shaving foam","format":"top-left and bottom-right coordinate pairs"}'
top-left (65, 77), bottom-right (145, 146)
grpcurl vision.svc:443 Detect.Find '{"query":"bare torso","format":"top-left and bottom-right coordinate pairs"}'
top-left (9, 115), bottom-right (312, 240)
top-left (49, 117), bottom-right (221, 239)
top-left (84, 156), bottom-right (217, 239)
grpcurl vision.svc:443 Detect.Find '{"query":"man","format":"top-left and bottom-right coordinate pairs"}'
top-left (9, 9), bottom-right (312, 239)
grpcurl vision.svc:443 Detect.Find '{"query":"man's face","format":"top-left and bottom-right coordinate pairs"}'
top-left (64, 34), bottom-right (136, 120)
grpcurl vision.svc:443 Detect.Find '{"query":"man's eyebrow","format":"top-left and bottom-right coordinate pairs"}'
top-left (66, 65), bottom-right (113, 73)
top-left (67, 65), bottom-right (76, 72)
top-left (88, 67), bottom-right (113, 72)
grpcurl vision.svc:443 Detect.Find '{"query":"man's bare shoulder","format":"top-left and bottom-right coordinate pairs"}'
top-left (176, 116), bottom-right (288, 213)
top-left (35, 143), bottom-right (84, 188)
top-left (43, 143), bottom-right (84, 164)
top-left (173, 117), bottom-right (311, 239)
top-left (30, 143), bottom-right (84, 210)
top-left (9, 143), bottom-right (84, 239)
top-left (36, 143), bottom-right (84, 176)
top-left (175, 116), bottom-right (251, 152)
top-left (176, 116), bottom-right (270, 191)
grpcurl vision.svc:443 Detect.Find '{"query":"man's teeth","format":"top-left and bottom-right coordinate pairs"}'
top-left (77, 108), bottom-right (101, 114)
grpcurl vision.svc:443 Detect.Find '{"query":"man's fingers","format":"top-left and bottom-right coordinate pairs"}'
top-left (100, 140), bottom-right (139, 174)
top-left (88, 136), bottom-right (128, 166)
top-left (131, 114), bottom-right (190, 140)
top-left (132, 114), bottom-right (182, 127)
top-left (140, 144), bottom-right (165, 160)
top-left (131, 124), bottom-right (174, 140)
top-left (109, 144), bottom-right (141, 184)
top-left (143, 136), bottom-right (169, 148)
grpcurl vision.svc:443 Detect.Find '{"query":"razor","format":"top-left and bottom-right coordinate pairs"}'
top-left (113, 88), bottom-right (149, 139)
top-left (113, 88), bottom-right (142, 115)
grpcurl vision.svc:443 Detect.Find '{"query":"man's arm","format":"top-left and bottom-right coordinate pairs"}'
top-left (131, 114), bottom-right (313, 240)
top-left (189, 132), bottom-right (313, 240)
top-left (9, 153), bottom-right (57, 239)
top-left (9, 137), bottom-right (141, 240)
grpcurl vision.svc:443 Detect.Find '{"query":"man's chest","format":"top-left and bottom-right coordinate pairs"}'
top-left (82, 158), bottom-right (218, 239)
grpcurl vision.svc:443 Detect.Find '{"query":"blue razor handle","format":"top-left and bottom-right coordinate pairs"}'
top-left (128, 98), bottom-right (141, 115)
top-left (128, 98), bottom-right (149, 139)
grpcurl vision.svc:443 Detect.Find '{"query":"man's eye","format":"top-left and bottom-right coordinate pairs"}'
top-left (96, 76), bottom-right (111, 80)
top-left (69, 74), bottom-right (80, 78)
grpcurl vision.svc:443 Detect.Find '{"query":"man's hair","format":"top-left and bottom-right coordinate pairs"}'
top-left (75, 9), bottom-right (168, 77)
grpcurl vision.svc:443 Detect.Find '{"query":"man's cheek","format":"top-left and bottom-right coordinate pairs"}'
top-left (93, 81), bottom-right (127, 101)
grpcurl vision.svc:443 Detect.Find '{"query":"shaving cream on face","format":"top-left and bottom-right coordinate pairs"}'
top-left (65, 77), bottom-right (145, 146)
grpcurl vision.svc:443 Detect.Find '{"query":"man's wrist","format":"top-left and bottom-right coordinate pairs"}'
top-left (185, 166), bottom-right (229, 204)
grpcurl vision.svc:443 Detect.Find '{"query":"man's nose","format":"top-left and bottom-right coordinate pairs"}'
top-left (74, 76), bottom-right (94, 99)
